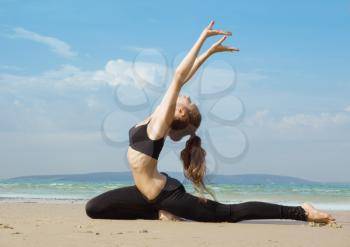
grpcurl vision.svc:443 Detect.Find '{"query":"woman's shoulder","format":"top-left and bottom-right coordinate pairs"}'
top-left (134, 115), bottom-right (153, 128)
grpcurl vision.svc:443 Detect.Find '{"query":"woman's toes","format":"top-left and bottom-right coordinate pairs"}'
top-left (159, 210), bottom-right (180, 221)
top-left (301, 202), bottom-right (336, 224)
top-left (327, 214), bottom-right (336, 223)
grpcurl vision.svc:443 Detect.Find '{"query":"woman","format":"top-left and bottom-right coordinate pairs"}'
top-left (86, 21), bottom-right (335, 224)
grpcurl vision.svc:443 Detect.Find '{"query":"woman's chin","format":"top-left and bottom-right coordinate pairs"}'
top-left (170, 135), bottom-right (183, 142)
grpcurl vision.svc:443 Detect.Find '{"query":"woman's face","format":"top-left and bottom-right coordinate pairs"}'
top-left (174, 95), bottom-right (193, 121)
top-left (169, 95), bottom-right (200, 141)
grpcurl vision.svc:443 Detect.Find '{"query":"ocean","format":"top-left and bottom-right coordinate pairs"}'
top-left (1, 172), bottom-right (349, 210)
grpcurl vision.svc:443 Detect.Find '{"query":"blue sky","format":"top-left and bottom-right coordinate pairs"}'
top-left (0, 0), bottom-right (349, 182)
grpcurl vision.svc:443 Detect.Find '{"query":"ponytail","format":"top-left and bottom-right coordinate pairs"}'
top-left (180, 134), bottom-right (216, 202)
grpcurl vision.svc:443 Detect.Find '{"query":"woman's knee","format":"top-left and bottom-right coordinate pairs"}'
top-left (85, 198), bottom-right (101, 219)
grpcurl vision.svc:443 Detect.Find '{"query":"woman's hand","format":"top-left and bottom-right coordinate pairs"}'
top-left (201, 20), bottom-right (239, 54)
top-left (182, 22), bottom-right (239, 84)
top-left (201, 20), bottom-right (232, 38)
top-left (208, 35), bottom-right (240, 54)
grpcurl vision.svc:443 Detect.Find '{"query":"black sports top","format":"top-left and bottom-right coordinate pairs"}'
top-left (128, 118), bottom-right (165, 160)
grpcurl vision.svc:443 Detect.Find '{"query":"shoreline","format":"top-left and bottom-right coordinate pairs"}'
top-left (1, 198), bottom-right (350, 211)
top-left (1, 202), bottom-right (349, 247)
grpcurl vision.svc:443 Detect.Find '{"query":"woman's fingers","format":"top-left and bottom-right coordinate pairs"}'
top-left (217, 30), bottom-right (232, 36)
top-left (207, 29), bottom-right (232, 37)
top-left (210, 44), bottom-right (240, 54)
top-left (204, 21), bottom-right (238, 53)
top-left (207, 36), bottom-right (226, 53)
top-left (207, 20), bottom-right (215, 29)
top-left (217, 45), bottom-right (239, 52)
top-left (202, 22), bottom-right (238, 54)
top-left (208, 37), bottom-right (226, 54)
top-left (204, 20), bottom-right (232, 37)
top-left (224, 46), bottom-right (240, 52)
top-left (214, 35), bottom-right (228, 46)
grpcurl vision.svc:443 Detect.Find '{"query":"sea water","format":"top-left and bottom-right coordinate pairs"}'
top-left (1, 177), bottom-right (349, 210)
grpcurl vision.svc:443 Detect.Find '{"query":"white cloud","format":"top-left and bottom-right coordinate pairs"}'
top-left (86, 96), bottom-right (100, 109)
top-left (280, 112), bottom-right (350, 128)
top-left (0, 64), bottom-right (98, 92)
top-left (245, 110), bottom-right (350, 129)
top-left (7, 56), bottom-right (348, 134)
top-left (244, 109), bottom-right (270, 127)
top-left (254, 109), bottom-right (269, 121)
top-left (0, 64), bottom-right (22, 71)
top-left (12, 27), bottom-right (77, 58)
top-left (93, 59), bottom-right (136, 86)
top-left (0, 57), bottom-right (171, 133)
top-left (0, 58), bottom-right (169, 94)
top-left (94, 58), bottom-right (168, 88)
top-left (0, 64), bottom-right (105, 132)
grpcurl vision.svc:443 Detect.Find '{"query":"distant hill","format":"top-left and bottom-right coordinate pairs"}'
top-left (3, 172), bottom-right (325, 185)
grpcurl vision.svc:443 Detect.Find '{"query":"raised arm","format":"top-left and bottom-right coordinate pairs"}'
top-left (148, 21), bottom-right (234, 139)
top-left (183, 35), bottom-right (239, 83)
top-left (174, 21), bottom-right (216, 84)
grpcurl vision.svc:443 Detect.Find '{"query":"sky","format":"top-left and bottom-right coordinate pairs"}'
top-left (0, 0), bottom-right (349, 182)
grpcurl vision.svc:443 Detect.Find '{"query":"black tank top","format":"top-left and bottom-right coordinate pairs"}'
top-left (128, 118), bottom-right (165, 160)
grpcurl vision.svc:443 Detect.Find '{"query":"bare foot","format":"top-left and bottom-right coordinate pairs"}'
top-left (158, 210), bottom-right (184, 221)
top-left (301, 202), bottom-right (336, 224)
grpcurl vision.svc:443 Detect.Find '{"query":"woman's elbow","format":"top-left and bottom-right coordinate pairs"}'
top-left (173, 70), bottom-right (186, 85)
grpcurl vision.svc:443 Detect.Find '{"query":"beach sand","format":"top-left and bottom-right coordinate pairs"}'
top-left (0, 202), bottom-right (349, 247)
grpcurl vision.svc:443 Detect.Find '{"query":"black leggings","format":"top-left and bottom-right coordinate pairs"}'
top-left (85, 172), bottom-right (307, 222)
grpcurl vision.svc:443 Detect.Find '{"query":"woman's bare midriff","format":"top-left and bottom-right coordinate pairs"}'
top-left (127, 147), bottom-right (167, 201)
